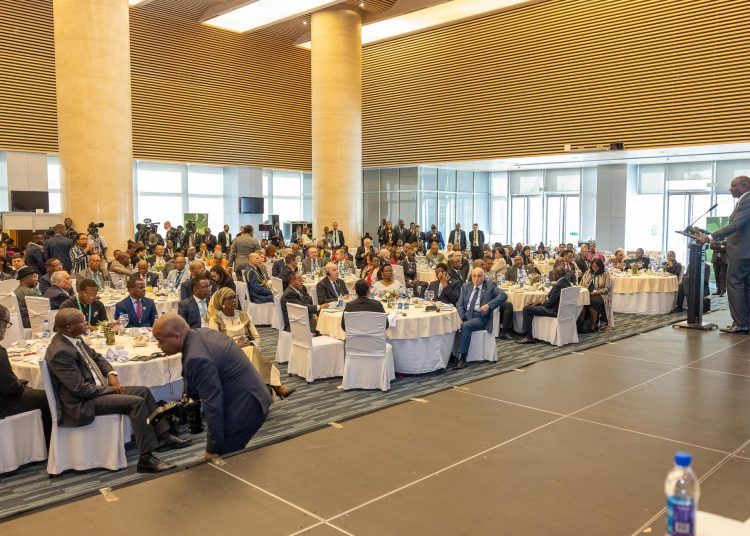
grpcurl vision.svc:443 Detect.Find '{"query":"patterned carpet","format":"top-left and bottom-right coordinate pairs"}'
top-left (0, 296), bottom-right (728, 521)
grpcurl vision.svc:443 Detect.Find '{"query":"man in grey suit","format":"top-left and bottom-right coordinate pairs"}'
top-left (698, 175), bottom-right (750, 334)
top-left (75, 253), bottom-right (112, 291)
top-left (227, 225), bottom-right (259, 279)
top-left (45, 309), bottom-right (191, 473)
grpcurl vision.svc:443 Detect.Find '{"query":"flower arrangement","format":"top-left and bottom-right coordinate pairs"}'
top-left (98, 320), bottom-right (123, 345)
top-left (152, 262), bottom-right (165, 273)
top-left (631, 262), bottom-right (642, 275)
top-left (527, 273), bottom-right (541, 286)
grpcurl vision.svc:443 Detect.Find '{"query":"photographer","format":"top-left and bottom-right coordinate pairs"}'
top-left (87, 221), bottom-right (108, 260)
top-left (184, 220), bottom-right (200, 248)
top-left (135, 219), bottom-right (162, 253)
top-left (69, 232), bottom-right (94, 275)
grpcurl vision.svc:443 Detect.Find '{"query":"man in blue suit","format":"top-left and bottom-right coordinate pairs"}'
top-left (177, 276), bottom-right (212, 328)
top-left (114, 279), bottom-right (157, 328)
top-left (245, 252), bottom-right (274, 304)
top-left (129, 260), bottom-right (159, 288)
top-left (44, 224), bottom-right (75, 272)
top-left (152, 314), bottom-right (272, 459)
top-left (516, 266), bottom-right (571, 344)
top-left (454, 267), bottom-right (507, 369)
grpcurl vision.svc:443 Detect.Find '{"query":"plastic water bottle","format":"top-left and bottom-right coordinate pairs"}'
top-left (41, 319), bottom-right (50, 339)
top-left (665, 451), bottom-right (700, 536)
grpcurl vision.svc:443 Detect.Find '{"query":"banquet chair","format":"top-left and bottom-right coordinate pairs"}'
top-left (39, 360), bottom-right (127, 475)
top-left (25, 297), bottom-right (52, 333)
top-left (532, 287), bottom-right (580, 347)
top-left (235, 280), bottom-right (250, 311)
top-left (391, 265), bottom-right (406, 288)
top-left (1, 312), bottom-right (25, 348)
top-left (110, 272), bottom-right (128, 289)
top-left (240, 280), bottom-right (275, 326)
top-left (0, 279), bottom-right (20, 313)
top-left (286, 303), bottom-right (344, 382)
top-left (271, 276), bottom-right (283, 295)
top-left (466, 331), bottom-right (497, 363)
top-left (0, 409), bottom-right (47, 474)
top-left (273, 296), bottom-right (292, 363)
top-left (341, 311), bottom-right (395, 391)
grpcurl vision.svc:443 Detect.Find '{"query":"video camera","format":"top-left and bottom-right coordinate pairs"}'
top-left (185, 220), bottom-right (197, 234)
top-left (88, 222), bottom-right (104, 236)
top-left (147, 397), bottom-right (202, 434)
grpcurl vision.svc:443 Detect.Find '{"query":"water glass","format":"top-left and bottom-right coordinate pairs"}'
top-left (119, 313), bottom-right (129, 330)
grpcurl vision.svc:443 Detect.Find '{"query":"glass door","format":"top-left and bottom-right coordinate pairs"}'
top-left (666, 193), bottom-right (711, 264)
top-left (545, 194), bottom-right (580, 247)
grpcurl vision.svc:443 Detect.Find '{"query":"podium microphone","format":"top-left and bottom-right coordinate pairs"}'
top-left (684, 203), bottom-right (718, 233)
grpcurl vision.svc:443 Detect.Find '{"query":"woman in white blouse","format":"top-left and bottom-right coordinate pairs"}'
top-left (207, 287), bottom-right (294, 399)
top-left (371, 264), bottom-right (405, 296)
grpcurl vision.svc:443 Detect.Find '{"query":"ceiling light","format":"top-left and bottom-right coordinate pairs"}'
top-left (203, 0), bottom-right (341, 33)
top-left (359, 2), bottom-right (365, 7)
top-left (299, 0), bottom-right (527, 48)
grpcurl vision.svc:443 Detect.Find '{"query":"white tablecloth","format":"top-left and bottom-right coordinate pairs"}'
top-left (493, 286), bottom-right (590, 334)
top-left (10, 335), bottom-right (183, 401)
top-left (611, 273), bottom-right (678, 315)
top-left (317, 305), bottom-right (461, 373)
top-left (416, 269), bottom-right (437, 284)
top-left (102, 292), bottom-right (180, 320)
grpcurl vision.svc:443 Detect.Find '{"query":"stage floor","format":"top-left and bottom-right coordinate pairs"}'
top-left (4, 309), bottom-right (750, 535)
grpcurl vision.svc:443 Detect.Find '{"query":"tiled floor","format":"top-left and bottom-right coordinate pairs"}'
top-left (4, 309), bottom-right (750, 536)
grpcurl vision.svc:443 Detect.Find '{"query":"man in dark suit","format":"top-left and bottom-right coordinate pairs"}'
top-left (75, 253), bottom-right (112, 291)
top-left (43, 270), bottom-right (75, 310)
top-left (152, 315), bottom-right (272, 459)
top-left (201, 227), bottom-right (218, 250)
top-left (355, 237), bottom-right (375, 269)
top-left (448, 253), bottom-right (469, 283)
top-left (268, 222), bottom-right (284, 247)
top-left (505, 255), bottom-right (541, 283)
top-left (328, 221), bottom-right (345, 248)
top-left (316, 263), bottom-right (350, 304)
top-left (624, 248), bottom-right (651, 269)
top-left (448, 223), bottom-right (467, 252)
top-left (217, 224), bottom-right (233, 251)
top-left (393, 219), bottom-right (411, 245)
top-left (45, 309), bottom-right (190, 472)
top-left (426, 224), bottom-right (445, 249)
top-left (275, 254), bottom-right (298, 291)
top-left (409, 225), bottom-right (426, 245)
top-left (453, 267), bottom-right (507, 369)
top-left (25, 233), bottom-right (46, 275)
top-left (245, 253), bottom-right (274, 304)
top-left (39, 258), bottom-right (63, 295)
top-left (426, 263), bottom-right (461, 305)
top-left (130, 260), bottom-right (159, 288)
top-left (517, 266), bottom-right (572, 344)
top-left (44, 224), bottom-right (75, 272)
top-left (698, 175), bottom-right (750, 334)
top-left (301, 246), bottom-right (325, 274)
top-left (177, 276), bottom-right (212, 329)
top-left (114, 279), bottom-right (157, 328)
top-left (280, 272), bottom-right (328, 332)
top-left (180, 260), bottom-right (215, 300)
top-left (0, 304), bottom-right (51, 447)
top-left (341, 279), bottom-right (388, 331)
top-left (468, 223), bottom-right (485, 261)
top-left (401, 251), bottom-right (428, 297)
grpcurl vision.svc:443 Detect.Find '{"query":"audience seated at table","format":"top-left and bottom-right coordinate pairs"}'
top-left (579, 258), bottom-right (613, 332)
top-left (448, 253), bottom-right (469, 283)
top-left (44, 270), bottom-right (75, 310)
top-left (114, 279), bottom-right (157, 328)
top-left (75, 253), bottom-right (111, 291)
top-left (574, 243), bottom-right (590, 273)
top-left (586, 242), bottom-right (605, 263)
top-left (209, 265), bottom-right (236, 293)
top-left (534, 243), bottom-right (549, 261)
top-left (181, 260), bottom-right (212, 300)
top-left (506, 255), bottom-right (540, 283)
top-left (316, 263), bottom-right (351, 304)
top-left (109, 252), bottom-right (133, 276)
top-left (280, 272), bottom-right (328, 332)
top-left (59, 278), bottom-right (108, 328)
top-left (520, 246), bottom-right (535, 265)
top-left (371, 264), bottom-right (405, 296)
top-left (276, 254), bottom-right (298, 291)
top-left (426, 263), bottom-right (461, 305)
top-left (302, 246), bottom-right (325, 273)
top-left (624, 248), bottom-right (651, 269)
top-left (166, 255), bottom-right (188, 287)
top-left (207, 287), bottom-right (294, 399)
top-left (517, 266), bottom-right (571, 344)
top-left (606, 248), bottom-right (627, 271)
top-left (360, 252), bottom-right (381, 286)
top-left (425, 241), bottom-right (445, 265)
top-left (39, 258), bottom-right (62, 295)
top-left (491, 248), bottom-right (508, 273)
top-left (129, 260), bottom-right (159, 288)
top-left (177, 276), bottom-right (212, 329)
top-left (662, 250), bottom-right (683, 277)
top-left (14, 267), bottom-right (42, 329)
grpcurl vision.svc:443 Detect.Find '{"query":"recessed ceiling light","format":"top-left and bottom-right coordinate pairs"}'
top-left (359, 2), bottom-right (365, 7)
top-left (203, 0), bottom-right (341, 33)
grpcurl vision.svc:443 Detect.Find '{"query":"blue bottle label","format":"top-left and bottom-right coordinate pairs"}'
top-left (667, 496), bottom-right (695, 536)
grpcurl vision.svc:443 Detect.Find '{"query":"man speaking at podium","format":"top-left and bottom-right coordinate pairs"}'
top-left (696, 175), bottom-right (750, 334)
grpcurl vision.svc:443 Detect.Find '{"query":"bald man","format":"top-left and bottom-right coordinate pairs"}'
top-left (44, 309), bottom-right (191, 473)
top-left (153, 314), bottom-right (272, 460)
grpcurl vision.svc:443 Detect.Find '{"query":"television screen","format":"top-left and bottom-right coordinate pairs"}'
top-left (240, 197), bottom-right (264, 214)
top-left (11, 191), bottom-right (49, 212)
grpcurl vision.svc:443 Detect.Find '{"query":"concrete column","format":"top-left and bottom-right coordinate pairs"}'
top-left (311, 6), bottom-right (362, 246)
top-left (53, 0), bottom-right (135, 253)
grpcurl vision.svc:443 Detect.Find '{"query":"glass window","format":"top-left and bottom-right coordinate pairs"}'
top-left (262, 170), bottom-right (270, 196)
top-left (437, 193), bottom-right (455, 241)
top-left (303, 196), bottom-right (312, 221)
top-left (638, 164), bottom-right (665, 194)
top-left (419, 167), bottom-right (438, 190)
top-left (420, 192), bottom-right (437, 231)
top-left (399, 167), bottom-right (418, 190)
top-left (438, 168), bottom-right (456, 191)
top-left (138, 195), bottom-right (183, 228)
top-left (666, 161), bottom-right (712, 192)
top-left (457, 170), bottom-right (474, 192)
top-left (380, 192), bottom-right (398, 223)
top-left (565, 196), bottom-right (580, 245)
top-left (188, 196), bottom-right (224, 232)
top-left (510, 170), bottom-right (543, 195)
top-left (474, 172), bottom-right (490, 193)
top-left (363, 193), bottom-right (380, 240)
top-left (273, 197), bottom-right (301, 224)
top-left (510, 196), bottom-right (526, 244)
top-left (187, 165), bottom-right (223, 195)
top-left (273, 171), bottom-right (301, 196)
top-left (302, 173), bottom-right (312, 194)
top-left (381, 168), bottom-right (399, 191)
top-left (399, 191), bottom-right (417, 225)
top-left (528, 196), bottom-right (543, 244)
top-left (545, 196), bottom-right (563, 245)
top-left (363, 169), bottom-right (380, 192)
top-left (716, 160), bottom-right (750, 192)
top-left (625, 193), bottom-right (663, 251)
top-left (716, 193), bottom-right (735, 218)
top-left (137, 163), bottom-right (183, 194)
top-left (455, 194), bottom-right (473, 228)
top-left (545, 168), bottom-right (580, 193)
top-left (474, 194), bottom-right (489, 235)
top-left (47, 156), bottom-right (62, 213)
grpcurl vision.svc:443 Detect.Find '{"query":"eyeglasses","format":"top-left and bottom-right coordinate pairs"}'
top-left (223, 296), bottom-right (238, 302)
top-left (0, 317), bottom-right (13, 328)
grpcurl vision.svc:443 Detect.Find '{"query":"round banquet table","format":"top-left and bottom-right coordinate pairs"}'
top-left (611, 273), bottom-right (678, 315)
top-left (316, 304), bottom-right (461, 374)
top-left (9, 334), bottom-right (183, 402)
top-left (101, 291), bottom-right (180, 320)
top-left (416, 269), bottom-right (437, 284)
top-left (493, 285), bottom-right (590, 334)
top-left (302, 276), bottom-right (357, 306)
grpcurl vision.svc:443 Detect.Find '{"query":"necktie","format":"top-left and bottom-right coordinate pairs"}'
top-left (198, 300), bottom-right (207, 321)
top-left (175, 270), bottom-right (184, 285)
top-left (332, 280), bottom-right (340, 298)
top-left (135, 300), bottom-right (143, 321)
top-left (467, 286), bottom-right (480, 318)
top-left (76, 339), bottom-right (107, 387)
top-left (92, 272), bottom-right (102, 288)
top-left (474, 231), bottom-right (478, 246)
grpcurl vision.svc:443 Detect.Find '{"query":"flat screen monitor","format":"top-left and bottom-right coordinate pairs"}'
top-left (11, 191), bottom-right (49, 212)
top-left (240, 197), bottom-right (264, 214)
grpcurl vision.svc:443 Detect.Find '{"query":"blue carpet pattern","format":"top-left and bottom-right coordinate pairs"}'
top-left (0, 296), bottom-right (728, 521)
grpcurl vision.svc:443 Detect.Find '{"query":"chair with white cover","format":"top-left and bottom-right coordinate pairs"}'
top-left (466, 330), bottom-right (497, 363)
top-left (391, 264), bottom-right (406, 288)
top-left (241, 281), bottom-right (275, 326)
top-left (110, 272), bottom-right (128, 289)
top-left (341, 311), bottom-right (395, 391)
top-left (235, 280), bottom-right (250, 312)
top-left (270, 276), bottom-right (283, 295)
top-left (25, 297), bottom-right (52, 333)
top-left (1, 312), bottom-right (25, 349)
top-left (39, 360), bottom-right (127, 475)
top-left (273, 296), bottom-right (292, 363)
top-left (0, 279), bottom-right (20, 313)
top-left (286, 303), bottom-right (344, 382)
top-left (0, 410), bottom-right (47, 474)
top-left (532, 286), bottom-right (580, 347)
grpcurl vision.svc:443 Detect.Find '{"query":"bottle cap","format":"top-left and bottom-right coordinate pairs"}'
top-left (674, 451), bottom-right (691, 467)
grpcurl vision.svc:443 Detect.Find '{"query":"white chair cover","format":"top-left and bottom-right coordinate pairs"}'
top-left (25, 297), bottom-right (52, 333)
top-left (275, 330), bottom-right (293, 364)
top-left (1, 312), bottom-right (25, 349)
top-left (286, 303), bottom-right (344, 382)
top-left (235, 281), bottom-right (250, 313)
top-left (341, 312), bottom-right (395, 391)
top-left (466, 330), bottom-right (497, 363)
top-left (0, 409), bottom-right (47, 473)
top-left (110, 273), bottom-right (128, 289)
top-left (391, 265), bottom-right (406, 287)
top-left (247, 302), bottom-right (275, 326)
top-left (0, 279), bottom-right (20, 313)
top-left (271, 276), bottom-right (283, 295)
top-left (39, 360), bottom-right (127, 475)
top-left (532, 286), bottom-right (580, 347)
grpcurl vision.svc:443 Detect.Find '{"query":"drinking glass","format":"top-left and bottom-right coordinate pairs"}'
top-left (119, 314), bottom-right (129, 330)
top-left (407, 288), bottom-right (414, 300)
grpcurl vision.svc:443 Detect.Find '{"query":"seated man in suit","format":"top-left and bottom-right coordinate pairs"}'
top-left (332, 248), bottom-right (355, 273)
top-left (75, 253), bottom-right (112, 291)
top-left (316, 262), bottom-right (350, 304)
top-left (673, 262), bottom-right (711, 313)
top-left (45, 309), bottom-right (191, 473)
top-left (517, 266), bottom-right (572, 344)
top-left (0, 304), bottom-right (52, 447)
top-left (166, 255), bottom-right (188, 287)
top-left (341, 279), bottom-right (388, 331)
top-left (244, 253), bottom-right (274, 304)
top-left (427, 263), bottom-right (462, 305)
top-left (662, 250), bottom-right (683, 277)
top-left (301, 246), bottom-right (324, 274)
top-left (177, 276), bottom-right (212, 329)
top-left (454, 267), bottom-right (507, 369)
top-left (152, 314), bottom-right (271, 459)
top-left (180, 260), bottom-right (212, 301)
top-left (624, 248), bottom-right (651, 269)
top-left (277, 254), bottom-right (298, 291)
top-left (425, 241), bottom-right (445, 265)
top-left (401, 250), bottom-right (428, 297)
top-left (14, 267), bottom-right (42, 329)
top-left (39, 258), bottom-right (63, 295)
top-left (43, 270), bottom-right (75, 310)
top-left (114, 278), bottom-right (157, 328)
top-left (59, 279), bottom-right (108, 328)
top-left (271, 256), bottom-right (286, 278)
top-left (130, 260), bottom-right (160, 288)
top-left (505, 254), bottom-right (540, 283)
top-left (280, 272), bottom-right (328, 332)
top-left (448, 253), bottom-right (469, 284)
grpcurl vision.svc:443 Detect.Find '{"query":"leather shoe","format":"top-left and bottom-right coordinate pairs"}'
top-left (137, 453), bottom-right (175, 473)
top-left (273, 385), bottom-right (296, 399)
top-left (713, 291), bottom-right (722, 295)
top-left (453, 357), bottom-right (467, 370)
top-left (515, 337), bottom-right (536, 344)
top-left (672, 307), bottom-right (684, 313)
top-left (719, 325), bottom-right (750, 334)
top-left (157, 435), bottom-right (193, 452)
top-left (499, 332), bottom-right (514, 340)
